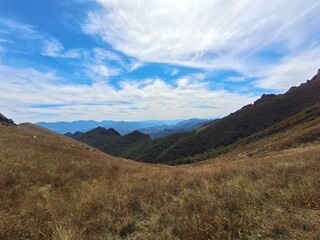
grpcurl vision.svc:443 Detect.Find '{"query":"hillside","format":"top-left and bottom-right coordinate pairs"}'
top-left (91, 70), bottom-right (320, 164)
top-left (1, 117), bottom-right (320, 239)
top-left (156, 71), bottom-right (320, 163)
top-left (101, 130), bottom-right (151, 158)
top-left (189, 102), bottom-right (320, 164)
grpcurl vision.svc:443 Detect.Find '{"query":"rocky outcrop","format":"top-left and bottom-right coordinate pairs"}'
top-left (0, 113), bottom-right (15, 125)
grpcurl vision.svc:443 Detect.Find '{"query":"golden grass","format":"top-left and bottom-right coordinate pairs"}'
top-left (0, 123), bottom-right (319, 239)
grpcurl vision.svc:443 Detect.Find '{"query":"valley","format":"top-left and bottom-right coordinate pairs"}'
top-left (1, 89), bottom-right (320, 239)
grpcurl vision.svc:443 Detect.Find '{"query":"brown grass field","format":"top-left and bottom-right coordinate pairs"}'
top-left (0, 121), bottom-right (320, 239)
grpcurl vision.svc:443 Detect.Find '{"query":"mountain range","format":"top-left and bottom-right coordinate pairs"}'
top-left (68, 70), bottom-right (320, 164)
top-left (37, 119), bottom-right (182, 135)
top-left (1, 75), bottom-right (320, 238)
top-left (37, 118), bottom-right (211, 138)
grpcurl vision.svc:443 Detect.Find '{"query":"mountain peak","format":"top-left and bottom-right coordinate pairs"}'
top-left (105, 128), bottom-right (121, 137)
top-left (88, 127), bottom-right (121, 137)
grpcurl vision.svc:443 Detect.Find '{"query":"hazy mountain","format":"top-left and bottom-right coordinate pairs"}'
top-left (37, 120), bottom-right (181, 135)
top-left (65, 131), bottom-right (83, 138)
top-left (101, 120), bottom-right (180, 135)
top-left (37, 120), bottom-right (103, 134)
top-left (138, 118), bottom-right (212, 138)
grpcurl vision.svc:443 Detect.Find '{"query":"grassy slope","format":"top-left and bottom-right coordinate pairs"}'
top-left (154, 74), bottom-right (320, 163)
top-left (106, 74), bottom-right (320, 164)
top-left (1, 121), bottom-right (320, 239)
top-left (179, 102), bottom-right (320, 164)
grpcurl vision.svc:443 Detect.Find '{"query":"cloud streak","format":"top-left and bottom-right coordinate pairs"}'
top-left (84, 0), bottom-right (320, 72)
top-left (255, 45), bottom-right (320, 91)
top-left (42, 38), bottom-right (83, 58)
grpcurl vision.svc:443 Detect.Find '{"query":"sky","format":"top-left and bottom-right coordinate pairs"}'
top-left (0, 0), bottom-right (320, 123)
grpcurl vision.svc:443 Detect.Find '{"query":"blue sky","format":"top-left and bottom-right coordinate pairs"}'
top-left (0, 0), bottom-right (319, 123)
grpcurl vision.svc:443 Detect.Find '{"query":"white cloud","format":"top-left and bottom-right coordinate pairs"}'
top-left (93, 47), bottom-right (122, 62)
top-left (92, 47), bottom-right (143, 72)
top-left (0, 18), bottom-right (40, 39)
top-left (127, 60), bottom-right (144, 72)
top-left (255, 46), bottom-right (320, 91)
top-left (225, 76), bottom-right (248, 83)
top-left (42, 39), bottom-right (64, 57)
top-left (0, 64), bottom-right (257, 123)
top-left (42, 38), bottom-right (82, 58)
top-left (167, 67), bottom-right (180, 76)
top-left (84, 0), bottom-right (320, 72)
top-left (86, 63), bottom-right (121, 81)
top-left (0, 18), bottom-right (84, 59)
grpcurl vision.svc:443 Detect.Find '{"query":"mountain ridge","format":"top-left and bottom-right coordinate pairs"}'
top-left (153, 71), bottom-right (320, 163)
top-left (71, 70), bottom-right (320, 164)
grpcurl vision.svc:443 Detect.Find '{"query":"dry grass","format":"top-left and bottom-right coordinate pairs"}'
top-left (0, 123), bottom-right (319, 239)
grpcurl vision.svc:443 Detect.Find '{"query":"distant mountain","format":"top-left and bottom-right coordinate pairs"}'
top-left (37, 120), bottom-right (181, 135)
top-left (67, 126), bottom-right (151, 158)
top-left (40, 118), bottom-right (211, 138)
top-left (101, 120), bottom-right (180, 135)
top-left (37, 120), bottom-right (102, 134)
top-left (65, 131), bottom-right (83, 138)
top-left (80, 69), bottom-right (320, 164)
top-left (138, 118), bottom-right (212, 138)
top-left (66, 118), bottom-right (212, 158)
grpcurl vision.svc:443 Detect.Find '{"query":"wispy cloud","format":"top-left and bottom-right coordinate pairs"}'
top-left (1, 1), bottom-right (319, 124)
top-left (85, 63), bottom-right (121, 81)
top-left (0, 18), bottom-right (40, 39)
top-left (255, 45), bottom-right (320, 91)
top-left (225, 76), bottom-right (249, 83)
top-left (167, 67), bottom-right (180, 76)
top-left (0, 64), bottom-right (257, 123)
top-left (92, 47), bottom-right (143, 72)
top-left (42, 38), bottom-right (83, 58)
top-left (93, 47), bottom-right (122, 62)
top-left (84, 0), bottom-right (320, 73)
